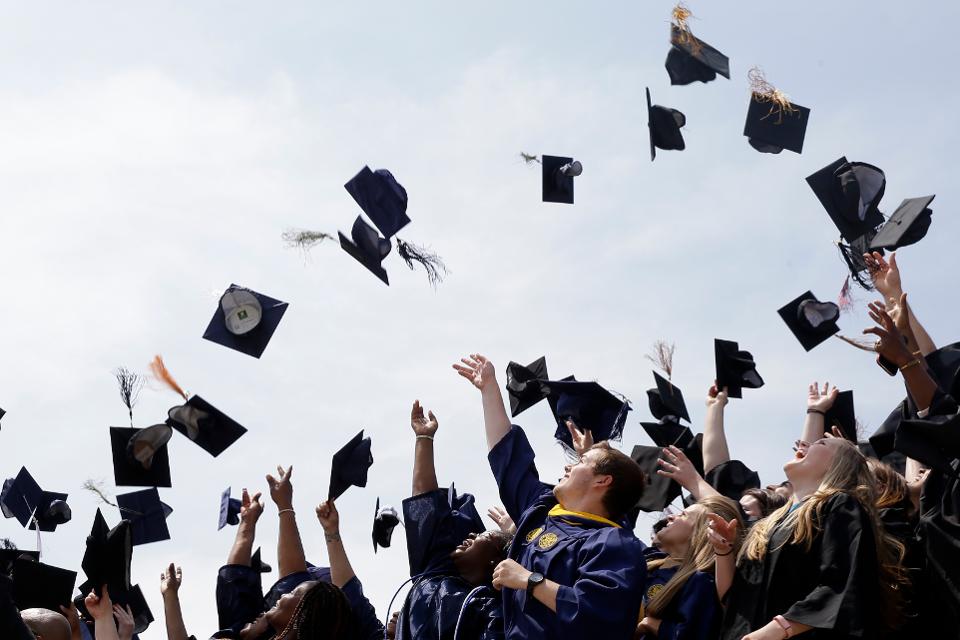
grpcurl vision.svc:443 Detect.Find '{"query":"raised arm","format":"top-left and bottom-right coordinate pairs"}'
top-left (410, 400), bottom-right (440, 496)
top-left (84, 587), bottom-right (120, 640)
top-left (266, 465), bottom-right (308, 577)
top-left (160, 563), bottom-right (188, 640)
top-left (865, 252), bottom-right (936, 355)
top-left (706, 514), bottom-right (738, 602)
top-left (315, 501), bottom-right (354, 587)
top-left (453, 354), bottom-right (511, 451)
top-left (803, 382), bottom-right (838, 445)
top-left (658, 445), bottom-right (720, 501)
top-left (702, 385), bottom-right (730, 474)
top-left (226, 488), bottom-right (263, 566)
top-left (865, 302), bottom-right (938, 412)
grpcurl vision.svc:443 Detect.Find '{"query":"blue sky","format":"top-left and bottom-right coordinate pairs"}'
top-left (1, 1), bottom-right (957, 636)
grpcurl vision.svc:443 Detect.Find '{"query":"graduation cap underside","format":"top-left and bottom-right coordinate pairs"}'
top-left (111, 426), bottom-right (172, 488)
top-left (541, 379), bottom-right (631, 449)
top-left (166, 395), bottom-right (247, 457)
top-left (646, 87), bottom-right (686, 161)
top-left (203, 284), bottom-right (289, 359)
top-left (777, 291), bottom-right (840, 352)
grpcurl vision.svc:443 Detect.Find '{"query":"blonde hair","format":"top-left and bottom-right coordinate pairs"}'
top-left (741, 440), bottom-right (907, 629)
top-left (646, 495), bottom-right (744, 618)
top-left (867, 458), bottom-right (908, 510)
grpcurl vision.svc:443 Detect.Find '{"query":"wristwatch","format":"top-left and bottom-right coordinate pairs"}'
top-left (527, 572), bottom-right (545, 593)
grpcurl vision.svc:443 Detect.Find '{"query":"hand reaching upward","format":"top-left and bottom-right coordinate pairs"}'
top-left (453, 354), bottom-right (496, 391)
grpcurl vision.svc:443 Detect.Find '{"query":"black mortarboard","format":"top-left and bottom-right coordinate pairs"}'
top-left (895, 412), bottom-right (960, 477)
top-left (640, 416), bottom-right (704, 475)
top-left (646, 88), bottom-right (686, 161)
top-left (505, 357), bottom-right (550, 417)
top-left (806, 157), bottom-right (887, 243)
top-left (665, 26), bottom-right (730, 85)
top-left (0, 467), bottom-right (71, 531)
top-left (744, 94), bottom-right (809, 154)
top-left (338, 216), bottom-right (391, 285)
top-left (646, 371), bottom-right (690, 423)
top-left (824, 390), bottom-right (857, 443)
top-left (115, 584), bottom-right (154, 634)
top-left (116, 488), bottom-right (172, 546)
top-left (251, 547), bottom-right (271, 573)
top-left (0, 547), bottom-right (39, 574)
top-left (328, 430), bottom-right (373, 500)
top-left (541, 155), bottom-right (582, 204)
top-left (203, 285), bottom-right (289, 359)
top-left (372, 497), bottom-right (400, 552)
top-left (704, 459), bottom-right (761, 502)
top-left (869, 196), bottom-right (935, 251)
top-left (218, 487), bottom-right (241, 530)
top-left (777, 291), bottom-right (840, 352)
top-left (345, 166), bottom-right (411, 239)
top-left (540, 379), bottom-right (631, 449)
top-left (166, 395), bottom-right (247, 457)
top-left (630, 445), bottom-right (681, 512)
top-left (111, 425), bottom-right (172, 488)
top-left (714, 339), bottom-right (764, 399)
top-left (0, 408), bottom-right (5, 426)
top-left (81, 509), bottom-right (131, 596)
top-left (12, 558), bottom-right (77, 610)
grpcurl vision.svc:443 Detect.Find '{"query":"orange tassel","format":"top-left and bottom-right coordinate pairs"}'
top-left (149, 355), bottom-right (189, 401)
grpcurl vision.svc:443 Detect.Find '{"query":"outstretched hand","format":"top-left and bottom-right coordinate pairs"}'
top-left (240, 488), bottom-right (264, 524)
top-left (706, 513), bottom-right (738, 556)
top-left (566, 419), bottom-right (594, 457)
top-left (706, 384), bottom-right (729, 409)
top-left (656, 445), bottom-right (702, 493)
top-left (266, 465), bottom-right (294, 510)
top-left (487, 506), bottom-right (517, 536)
top-left (864, 300), bottom-right (914, 368)
top-left (864, 251), bottom-right (902, 301)
top-left (160, 563), bottom-right (182, 597)
top-left (453, 354), bottom-right (496, 391)
top-left (410, 400), bottom-right (439, 437)
top-left (84, 586), bottom-right (114, 621)
top-left (807, 381), bottom-right (839, 412)
top-left (315, 500), bottom-right (340, 535)
top-left (113, 604), bottom-right (135, 640)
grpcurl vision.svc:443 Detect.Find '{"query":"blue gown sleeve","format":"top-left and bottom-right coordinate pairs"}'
top-left (553, 530), bottom-right (646, 638)
top-left (402, 487), bottom-right (485, 577)
top-left (487, 425), bottom-right (554, 522)
top-left (215, 564), bottom-right (264, 631)
top-left (656, 572), bottom-right (720, 640)
top-left (340, 577), bottom-right (385, 640)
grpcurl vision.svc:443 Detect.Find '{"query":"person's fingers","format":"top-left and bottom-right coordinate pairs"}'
top-left (862, 327), bottom-right (886, 338)
top-left (252, 491), bottom-right (262, 504)
top-left (888, 252), bottom-right (897, 271)
top-left (427, 410), bottom-right (436, 423)
top-left (565, 420), bottom-right (577, 442)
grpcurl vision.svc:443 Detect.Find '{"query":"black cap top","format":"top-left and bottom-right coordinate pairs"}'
top-left (714, 339), bottom-right (764, 399)
top-left (540, 379), bottom-right (631, 450)
top-left (640, 416), bottom-right (704, 475)
top-left (251, 547), bottom-right (271, 573)
top-left (218, 487), bottom-right (241, 531)
top-left (777, 291), bottom-right (841, 352)
top-left (203, 285), bottom-right (289, 359)
top-left (12, 558), bottom-right (77, 611)
top-left (345, 166), bottom-right (411, 239)
top-left (339, 216), bottom-right (391, 285)
top-left (373, 497), bottom-right (400, 552)
top-left (81, 509), bottom-right (132, 596)
top-left (111, 425), bottom-right (172, 488)
top-left (824, 390), bottom-right (857, 443)
top-left (329, 430), bottom-right (373, 501)
top-left (541, 155), bottom-right (582, 204)
top-left (665, 25), bottom-right (730, 85)
top-left (0, 467), bottom-right (71, 531)
top-left (743, 87), bottom-right (809, 155)
top-left (0, 547), bottom-right (39, 574)
top-left (505, 357), bottom-right (550, 417)
top-left (166, 395), bottom-right (247, 457)
top-left (869, 196), bottom-right (935, 251)
top-left (806, 157), bottom-right (887, 243)
top-left (116, 488), bottom-right (172, 546)
top-left (630, 445), bottom-right (681, 512)
top-left (647, 371), bottom-right (690, 423)
top-left (646, 88), bottom-right (687, 161)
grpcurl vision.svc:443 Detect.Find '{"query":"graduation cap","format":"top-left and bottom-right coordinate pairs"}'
top-left (251, 547), bottom-right (271, 573)
top-left (75, 583), bottom-right (153, 635)
top-left (743, 68), bottom-right (809, 154)
top-left (0, 547), bottom-right (39, 574)
top-left (646, 87), bottom-right (686, 161)
top-left (646, 371), bottom-right (690, 423)
top-left (505, 357), bottom-right (550, 417)
top-left (81, 509), bottom-right (132, 596)
top-left (11, 558), bottom-right (77, 611)
top-left (218, 487), bottom-right (242, 530)
top-left (166, 396), bottom-right (247, 457)
top-left (202, 285), bottom-right (289, 359)
top-left (665, 24), bottom-right (730, 85)
top-left (824, 390), bottom-right (857, 443)
top-left (0, 407), bottom-right (5, 427)
top-left (111, 425), bottom-right (172, 487)
top-left (640, 416), bottom-right (704, 475)
top-left (338, 216), bottom-right (392, 285)
top-left (806, 157), bottom-right (887, 243)
top-left (373, 498), bottom-right (400, 552)
top-left (714, 339), bottom-right (764, 399)
top-left (345, 166), bottom-right (411, 239)
top-left (541, 155), bottom-right (582, 204)
top-left (328, 430), bottom-right (373, 500)
top-left (116, 488), bottom-right (172, 546)
top-left (630, 445), bottom-right (682, 512)
top-left (704, 459), bottom-right (760, 502)
top-left (777, 291), bottom-right (840, 352)
top-left (540, 379), bottom-right (631, 450)
top-left (869, 196), bottom-right (935, 251)
top-left (0, 467), bottom-right (72, 531)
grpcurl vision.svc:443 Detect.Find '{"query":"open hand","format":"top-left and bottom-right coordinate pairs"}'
top-left (240, 488), bottom-right (264, 524)
top-left (160, 563), bottom-right (182, 597)
top-left (486, 506), bottom-right (517, 536)
top-left (864, 300), bottom-right (914, 368)
top-left (266, 465), bottom-right (294, 510)
top-left (656, 445), bottom-right (701, 493)
top-left (706, 513), bottom-right (738, 556)
top-left (113, 604), bottom-right (135, 640)
top-left (864, 251), bottom-right (902, 301)
top-left (566, 419), bottom-right (594, 457)
top-left (807, 381), bottom-right (838, 412)
top-left (453, 354), bottom-right (496, 391)
top-left (410, 400), bottom-right (439, 437)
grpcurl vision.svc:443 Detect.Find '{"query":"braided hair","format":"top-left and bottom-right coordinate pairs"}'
top-left (275, 581), bottom-right (358, 640)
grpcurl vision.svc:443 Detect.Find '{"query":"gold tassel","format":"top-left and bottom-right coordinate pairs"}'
top-left (670, 3), bottom-right (701, 53)
top-left (149, 355), bottom-right (189, 401)
top-left (748, 67), bottom-right (799, 124)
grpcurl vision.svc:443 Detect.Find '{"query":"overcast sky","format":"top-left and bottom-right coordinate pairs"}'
top-left (1, 1), bottom-right (958, 636)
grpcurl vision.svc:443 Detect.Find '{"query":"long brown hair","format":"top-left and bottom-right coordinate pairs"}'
top-left (867, 459), bottom-right (908, 510)
top-left (645, 495), bottom-right (744, 618)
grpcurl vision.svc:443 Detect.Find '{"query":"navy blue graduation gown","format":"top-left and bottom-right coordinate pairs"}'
top-left (397, 488), bottom-right (505, 640)
top-left (488, 425), bottom-right (647, 640)
top-left (640, 564), bottom-right (720, 640)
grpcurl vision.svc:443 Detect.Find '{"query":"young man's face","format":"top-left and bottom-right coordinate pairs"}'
top-left (554, 448), bottom-right (606, 506)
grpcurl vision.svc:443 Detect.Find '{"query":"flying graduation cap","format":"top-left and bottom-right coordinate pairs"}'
top-left (646, 88), bottom-right (687, 161)
top-left (218, 487), bottom-right (242, 530)
top-left (743, 68), bottom-right (809, 154)
top-left (111, 425), bottom-right (173, 487)
top-left (11, 557), bottom-right (77, 611)
top-left (0, 467), bottom-right (71, 531)
top-left (339, 166), bottom-right (447, 286)
top-left (505, 356), bottom-right (550, 417)
top-left (116, 488), bottom-right (172, 545)
top-left (777, 291), bottom-right (840, 352)
top-left (151, 356), bottom-right (247, 457)
top-left (81, 509), bottom-right (132, 597)
top-left (714, 339), bottom-right (764, 399)
top-left (328, 430), bottom-right (373, 501)
top-left (640, 416), bottom-right (704, 475)
top-left (647, 372), bottom-right (690, 424)
top-left (541, 155), bottom-right (583, 204)
top-left (373, 498), bottom-right (400, 552)
top-left (630, 445), bottom-right (682, 512)
top-left (664, 4), bottom-right (730, 85)
top-left (539, 379), bottom-right (631, 451)
top-left (203, 285), bottom-right (289, 359)
top-left (869, 196), bottom-right (935, 251)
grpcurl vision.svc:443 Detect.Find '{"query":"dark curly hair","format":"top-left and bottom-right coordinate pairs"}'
top-left (275, 581), bottom-right (358, 639)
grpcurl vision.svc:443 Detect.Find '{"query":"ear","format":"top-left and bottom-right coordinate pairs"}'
top-left (593, 474), bottom-right (613, 489)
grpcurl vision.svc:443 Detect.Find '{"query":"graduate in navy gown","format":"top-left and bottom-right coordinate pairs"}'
top-left (454, 354), bottom-right (648, 640)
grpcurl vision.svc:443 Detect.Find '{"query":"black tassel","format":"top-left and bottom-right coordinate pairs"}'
top-left (837, 242), bottom-right (874, 291)
top-left (115, 367), bottom-right (144, 428)
top-left (396, 238), bottom-right (448, 287)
